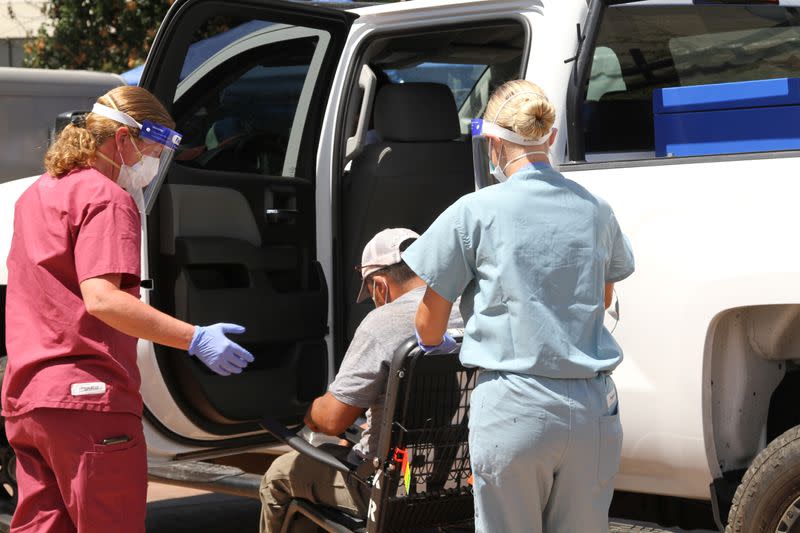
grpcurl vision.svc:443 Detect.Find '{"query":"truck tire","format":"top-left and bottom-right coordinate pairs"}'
top-left (726, 425), bottom-right (800, 533)
top-left (0, 357), bottom-right (16, 515)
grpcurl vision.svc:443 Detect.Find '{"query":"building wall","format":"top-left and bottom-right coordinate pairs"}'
top-left (1, 0), bottom-right (48, 66)
top-left (0, 39), bottom-right (26, 67)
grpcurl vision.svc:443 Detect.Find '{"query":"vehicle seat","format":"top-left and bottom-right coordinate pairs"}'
top-left (159, 184), bottom-right (327, 423)
top-left (341, 82), bottom-right (474, 341)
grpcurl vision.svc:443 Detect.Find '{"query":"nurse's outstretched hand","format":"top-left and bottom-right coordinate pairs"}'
top-left (188, 323), bottom-right (255, 376)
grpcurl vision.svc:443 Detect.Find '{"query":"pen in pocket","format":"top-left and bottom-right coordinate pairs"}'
top-left (101, 435), bottom-right (131, 446)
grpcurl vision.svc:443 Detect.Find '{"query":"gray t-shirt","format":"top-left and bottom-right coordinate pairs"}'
top-left (328, 285), bottom-right (463, 458)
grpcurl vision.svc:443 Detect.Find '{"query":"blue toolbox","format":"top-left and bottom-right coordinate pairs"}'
top-left (652, 77), bottom-right (800, 157)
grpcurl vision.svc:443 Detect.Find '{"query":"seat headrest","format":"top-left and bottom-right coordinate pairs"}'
top-left (374, 83), bottom-right (460, 142)
top-left (160, 184), bottom-right (261, 255)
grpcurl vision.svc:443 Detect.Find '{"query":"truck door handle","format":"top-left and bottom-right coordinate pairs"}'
top-left (265, 209), bottom-right (297, 224)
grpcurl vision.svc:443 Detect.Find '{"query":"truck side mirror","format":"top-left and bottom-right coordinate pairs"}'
top-left (50, 110), bottom-right (90, 146)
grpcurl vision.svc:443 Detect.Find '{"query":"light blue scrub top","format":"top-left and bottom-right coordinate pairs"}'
top-left (402, 163), bottom-right (635, 379)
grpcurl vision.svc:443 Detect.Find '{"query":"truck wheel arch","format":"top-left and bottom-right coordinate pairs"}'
top-left (704, 304), bottom-right (800, 527)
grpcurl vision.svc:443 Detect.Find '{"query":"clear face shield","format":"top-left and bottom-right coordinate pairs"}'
top-left (91, 103), bottom-right (182, 214)
top-left (138, 121), bottom-right (182, 214)
top-left (471, 118), bottom-right (494, 189)
top-left (470, 118), bottom-right (554, 189)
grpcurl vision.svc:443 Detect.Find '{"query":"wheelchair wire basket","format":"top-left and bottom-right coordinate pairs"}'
top-left (381, 364), bottom-right (478, 530)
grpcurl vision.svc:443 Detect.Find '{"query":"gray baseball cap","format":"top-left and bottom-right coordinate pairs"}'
top-left (355, 228), bottom-right (419, 303)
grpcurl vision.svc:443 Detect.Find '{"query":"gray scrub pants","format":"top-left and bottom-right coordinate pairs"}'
top-left (469, 371), bottom-right (622, 533)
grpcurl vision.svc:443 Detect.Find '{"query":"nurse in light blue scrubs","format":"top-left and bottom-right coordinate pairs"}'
top-left (402, 80), bottom-right (635, 533)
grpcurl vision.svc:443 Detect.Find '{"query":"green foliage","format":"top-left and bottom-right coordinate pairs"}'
top-left (23, 0), bottom-right (174, 72)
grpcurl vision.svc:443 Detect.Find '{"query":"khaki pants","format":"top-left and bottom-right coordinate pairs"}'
top-left (259, 444), bottom-right (369, 533)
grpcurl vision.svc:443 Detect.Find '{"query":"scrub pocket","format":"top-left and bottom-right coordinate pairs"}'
top-left (79, 432), bottom-right (147, 532)
top-left (598, 413), bottom-right (623, 485)
top-left (469, 372), bottom-right (549, 478)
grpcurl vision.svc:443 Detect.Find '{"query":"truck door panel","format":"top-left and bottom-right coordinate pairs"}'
top-left (139, 0), bottom-right (353, 437)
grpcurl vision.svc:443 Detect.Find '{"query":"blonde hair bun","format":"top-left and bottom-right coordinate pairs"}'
top-left (514, 98), bottom-right (556, 140)
top-left (484, 80), bottom-right (556, 143)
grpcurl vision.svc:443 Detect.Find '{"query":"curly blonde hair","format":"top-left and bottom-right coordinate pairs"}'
top-left (483, 80), bottom-right (556, 141)
top-left (44, 86), bottom-right (175, 177)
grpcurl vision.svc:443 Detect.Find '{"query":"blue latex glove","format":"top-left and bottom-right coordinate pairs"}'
top-left (415, 330), bottom-right (457, 354)
top-left (188, 323), bottom-right (255, 376)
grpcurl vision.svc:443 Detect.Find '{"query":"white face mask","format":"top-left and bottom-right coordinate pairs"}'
top-left (118, 154), bottom-right (159, 190)
top-left (490, 139), bottom-right (549, 183)
top-left (119, 137), bottom-right (159, 187)
top-left (371, 279), bottom-right (391, 307)
top-left (115, 140), bottom-right (159, 212)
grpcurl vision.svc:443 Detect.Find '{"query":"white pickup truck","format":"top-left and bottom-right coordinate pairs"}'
top-left (1, 0), bottom-right (798, 531)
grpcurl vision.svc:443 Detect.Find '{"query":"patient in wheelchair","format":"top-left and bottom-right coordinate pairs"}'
top-left (259, 228), bottom-right (463, 532)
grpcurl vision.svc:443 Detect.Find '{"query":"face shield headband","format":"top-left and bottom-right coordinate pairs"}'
top-left (470, 91), bottom-right (554, 188)
top-left (91, 103), bottom-right (182, 214)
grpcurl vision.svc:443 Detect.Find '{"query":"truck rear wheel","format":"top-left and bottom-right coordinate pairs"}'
top-left (726, 425), bottom-right (800, 533)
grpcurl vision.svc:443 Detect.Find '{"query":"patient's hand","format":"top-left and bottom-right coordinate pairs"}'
top-left (304, 409), bottom-right (320, 433)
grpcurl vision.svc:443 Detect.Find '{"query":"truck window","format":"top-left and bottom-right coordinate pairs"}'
top-left (382, 62), bottom-right (491, 135)
top-left (384, 63), bottom-right (487, 108)
top-left (583, 5), bottom-right (800, 159)
top-left (172, 20), bottom-right (330, 177)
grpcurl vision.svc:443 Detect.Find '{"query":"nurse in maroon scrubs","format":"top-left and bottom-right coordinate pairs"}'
top-left (3, 86), bottom-right (252, 533)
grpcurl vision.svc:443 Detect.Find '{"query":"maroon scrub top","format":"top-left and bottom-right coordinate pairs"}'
top-left (3, 168), bottom-right (143, 418)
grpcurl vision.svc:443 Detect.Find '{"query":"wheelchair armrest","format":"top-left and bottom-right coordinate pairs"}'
top-left (260, 417), bottom-right (352, 475)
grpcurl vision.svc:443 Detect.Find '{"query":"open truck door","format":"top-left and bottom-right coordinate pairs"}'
top-left (137, 0), bottom-right (355, 447)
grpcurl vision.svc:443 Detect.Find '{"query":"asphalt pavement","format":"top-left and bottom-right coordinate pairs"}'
top-left (146, 484), bottom-right (260, 532)
top-left (0, 482), bottom-right (719, 532)
top-left (143, 483), bottom-right (719, 533)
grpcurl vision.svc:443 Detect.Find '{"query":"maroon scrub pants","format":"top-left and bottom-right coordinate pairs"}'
top-left (5, 408), bottom-right (147, 533)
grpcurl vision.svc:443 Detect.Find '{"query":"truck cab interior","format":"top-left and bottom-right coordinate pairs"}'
top-left (337, 22), bottom-right (526, 346)
top-left (144, 8), bottom-right (525, 441)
